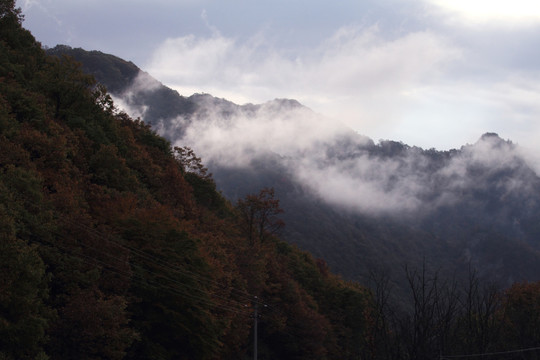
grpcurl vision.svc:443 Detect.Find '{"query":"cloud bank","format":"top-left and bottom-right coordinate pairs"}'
top-left (108, 7), bottom-right (540, 216)
top-left (145, 25), bottom-right (462, 145)
top-left (20, 0), bottom-right (540, 152)
top-left (144, 20), bottom-right (540, 152)
top-left (169, 97), bottom-right (359, 167)
top-left (144, 90), bottom-right (533, 215)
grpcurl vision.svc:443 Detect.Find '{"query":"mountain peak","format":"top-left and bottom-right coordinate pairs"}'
top-left (268, 98), bottom-right (303, 109)
top-left (480, 132), bottom-right (502, 141)
top-left (476, 132), bottom-right (513, 149)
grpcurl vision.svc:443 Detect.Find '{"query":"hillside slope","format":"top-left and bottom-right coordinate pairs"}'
top-left (1, 7), bottom-right (374, 360)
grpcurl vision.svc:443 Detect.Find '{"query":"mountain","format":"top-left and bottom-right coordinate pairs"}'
top-left (48, 45), bottom-right (540, 292)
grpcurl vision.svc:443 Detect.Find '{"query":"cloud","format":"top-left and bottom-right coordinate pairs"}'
top-left (150, 89), bottom-right (532, 215)
top-left (294, 150), bottom-right (427, 214)
top-left (165, 98), bottom-right (430, 214)
top-left (292, 132), bottom-right (535, 215)
top-left (170, 98), bottom-right (358, 167)
top-left (113, 74), bottom-right (539, 217)
top-left (122, 71), bottom-right (163, 98)
top-left (425, 0), bottom-right (540, 24)
top-left (19, 0), bottom-right (63, 28)
top-left (145, 25), bottom-right (461, 135)
top-left (109, 72), bottom-right (163, 120)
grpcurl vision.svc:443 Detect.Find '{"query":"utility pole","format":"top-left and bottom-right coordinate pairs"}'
top-left (253, 296), bottom-right (258, 360)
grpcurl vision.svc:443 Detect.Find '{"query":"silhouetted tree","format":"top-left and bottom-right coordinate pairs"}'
top-left (236, 188), bottom-right (284, 245)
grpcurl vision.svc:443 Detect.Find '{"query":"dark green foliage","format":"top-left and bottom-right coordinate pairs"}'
top-left (0, 0), bottom-right (22, 22)
top-left (184, 172), bottom-right (229, 215)
top-left (89, 144), bottom-right (139, 191)
top-left (0, 204), bottom-right (50, 360)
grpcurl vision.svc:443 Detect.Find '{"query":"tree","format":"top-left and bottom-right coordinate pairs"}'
top-left (173, 146), bottom-right (210, 179)
top-left (501, 281), bottom-right (540, 350)
top-left (0, 179), bottom-right (50, 360)
top-left (236, 188), bottom-right (284, 245)
top-left (172, 146), bottom-right (227, 213)
top-left (397, 264), bottom-right (460, 360)
top-left (452, 267), bottom-right (501, 356)
top-left (367, 269), bottom-right (396, 360)
top-left (49, 288), bottom-right (135, 360)
top-left (0, 0), bottom-right (23, 23)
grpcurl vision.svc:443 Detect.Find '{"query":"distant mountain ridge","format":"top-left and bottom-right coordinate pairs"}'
top-left (46, 46), bottom-right (327, 137)
top-left (48, 45), bottom-right (540, 290)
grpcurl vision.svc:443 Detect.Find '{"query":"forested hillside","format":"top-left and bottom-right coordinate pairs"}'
top-left (0, 3), bottom-right (373, 359)
top-left (5, 2), bottom-right (540, 359)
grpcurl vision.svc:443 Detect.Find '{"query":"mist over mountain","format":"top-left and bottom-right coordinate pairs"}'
top-left (48, 45), bottom-right (540, 289)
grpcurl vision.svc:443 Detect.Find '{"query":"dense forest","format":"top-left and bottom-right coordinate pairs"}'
top-left (0, 3), bottom-right (373, 359)
top-left (2, 2), bottom-right (540, 359)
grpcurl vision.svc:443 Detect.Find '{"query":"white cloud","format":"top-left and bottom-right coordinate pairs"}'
top-left (294, 132), bottom-right (536, 214)
top-left (108, 72), bottom-right (163, 120)
top-left (153, 25), bottom-right (460, 99)
top-left (173, 99), bottom-right (355, 167)
top-left (145, 25), bottom-right (461, 143)
top-left (109, 23), bottom-right (540, 216)
top-left (170, 95), bottom-right (534, 215)
top-left (123, 71), bottom-right (162, 98)
top-left (112, 97), bottom-right (148, 120)
top-left (294, 152), bottom-right (426, 214)
top-left (426, 0), bottom-right (540, 24)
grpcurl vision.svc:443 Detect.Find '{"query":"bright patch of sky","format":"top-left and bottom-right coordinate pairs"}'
top-left (16, 0), bottom-right (540, 151)
top-left (429, 0), bottom-right (540, 22)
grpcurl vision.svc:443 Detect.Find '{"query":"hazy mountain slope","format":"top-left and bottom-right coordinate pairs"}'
top-left (210, 133), bottom-right (540, 287)
top-left (48, 46), bottom-right (540, 290)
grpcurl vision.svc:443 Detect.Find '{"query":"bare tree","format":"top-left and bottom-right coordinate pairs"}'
top-left (398, 263), bottom-right (460, 360)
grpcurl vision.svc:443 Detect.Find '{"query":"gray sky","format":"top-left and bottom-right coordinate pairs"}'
top-left (17, 0), bottom-right (540, 151)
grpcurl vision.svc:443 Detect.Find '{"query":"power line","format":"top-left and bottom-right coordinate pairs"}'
top-left (57, 216), bottom-right (262, 305)
top-left (441, 346), bottom-right (540, 359)
top-left (43, 224), bottom-right (255, 316)
top-left (47, 214), bottom-right (334, 342)
top-left (13, 193), bottom-right (306, 335)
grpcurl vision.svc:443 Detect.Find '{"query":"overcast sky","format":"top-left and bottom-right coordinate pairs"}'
top-left (17, 0), bottom-right (540, 151)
